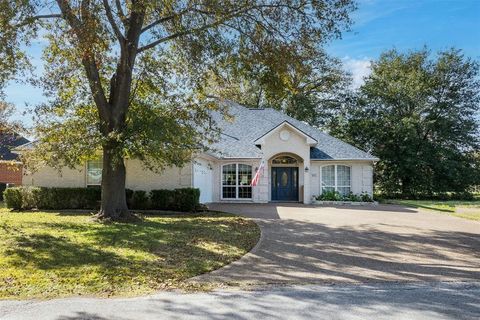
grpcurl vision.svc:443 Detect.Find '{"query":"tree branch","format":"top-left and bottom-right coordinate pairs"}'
top-left (32, 14), bottom-right (62, 19)
top-left (136, 3), bottom-right (294, 53)
top-left (114, 0), bottom-right (127, 27)
top-left (102, 0), bottom-right (125, 44)
top-left (137, 16), bottom-right (226, 53)
top-left (55, 0), bottom-right (110, 124)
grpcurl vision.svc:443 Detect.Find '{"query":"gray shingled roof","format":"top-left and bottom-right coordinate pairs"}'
top-left (207, 100), bottom-right (378, 161)
top-left (0, 133), bottom-right (29, 161)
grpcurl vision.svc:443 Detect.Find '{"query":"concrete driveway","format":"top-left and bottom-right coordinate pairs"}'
top-left (195, 203), bottom-right (480, 284)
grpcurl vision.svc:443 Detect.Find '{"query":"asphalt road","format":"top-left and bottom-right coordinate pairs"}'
top-left (1, 282), bottom-right (479, 320)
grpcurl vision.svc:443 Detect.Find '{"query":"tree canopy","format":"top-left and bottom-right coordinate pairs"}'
top-left (0, 0), bottom-right (356, 219)
top-left (330, 48), bottom-right (480, 197)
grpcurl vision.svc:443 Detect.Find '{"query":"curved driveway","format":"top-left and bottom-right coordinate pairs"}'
top-left (195, 203), bottom-right (480, 284)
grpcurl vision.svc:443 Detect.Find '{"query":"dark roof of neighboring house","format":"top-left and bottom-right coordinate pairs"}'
top-left (0, 132), bottom-right (29, 161)
top-left (207, 100), bottom-right (378, 161)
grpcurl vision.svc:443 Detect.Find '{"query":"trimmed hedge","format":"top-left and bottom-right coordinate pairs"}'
top-left (3, 186), bottom-right (201, 212)
top-left (150, 188), bottom-right (200, 212)
top-left (0, 183), bottom-right (6, 201)
top-left (4, 186), bottom-right (101, 210)
top-left (131, 190), bottom-right (149, 210)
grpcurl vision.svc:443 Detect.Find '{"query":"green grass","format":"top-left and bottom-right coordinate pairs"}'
top-left (384, 199), bottom-right (480, 221)
top-left (0, 208), bottom-right (260, 299)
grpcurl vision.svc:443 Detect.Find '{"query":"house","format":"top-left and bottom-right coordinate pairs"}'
top-left (18, 101), bottom-right (378, 204)
top-left (0, 133), bottom-right (29, 186)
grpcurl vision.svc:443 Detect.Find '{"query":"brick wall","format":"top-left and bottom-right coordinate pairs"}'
top-left (0, 162), bottom-right (23, 185)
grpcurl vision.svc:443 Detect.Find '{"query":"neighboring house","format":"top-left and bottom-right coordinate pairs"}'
top-left (18, 101), bottom-right (378, 204)
top-left (0, 133), bottom-right (29, 186)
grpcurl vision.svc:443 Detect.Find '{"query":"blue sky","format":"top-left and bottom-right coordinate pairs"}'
top-left (328, 0), bottom-right (480, 87)
top-left (5, 0), bottom-right (480, 123)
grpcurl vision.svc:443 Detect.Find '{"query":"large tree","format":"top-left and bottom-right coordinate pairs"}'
top-left (1, 0), bottom-right (355, 220)
top-left (331, 48), bottom-right (480, 197)
top-left (206, 46), bottom-right (351, 127)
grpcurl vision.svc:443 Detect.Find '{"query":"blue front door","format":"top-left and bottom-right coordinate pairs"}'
top-left (271, 167), bottom-right (299, 201)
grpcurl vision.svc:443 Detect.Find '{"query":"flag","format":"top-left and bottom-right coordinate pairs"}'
top-left (250, 160), bottom-right (265, 186)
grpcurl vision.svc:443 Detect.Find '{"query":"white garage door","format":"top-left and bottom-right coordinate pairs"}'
top-left (193, 160), bottom-right (213, 203)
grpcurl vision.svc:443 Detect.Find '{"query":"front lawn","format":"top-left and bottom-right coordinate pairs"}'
top-left (384, 199), bottom-right (480, 221)
top-left (0, 209), bottom-right (260, 299)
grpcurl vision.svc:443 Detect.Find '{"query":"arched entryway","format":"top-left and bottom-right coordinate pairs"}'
top-left (270, 154), bottom-right (302, 201)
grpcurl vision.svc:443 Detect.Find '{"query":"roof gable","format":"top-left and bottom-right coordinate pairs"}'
top-left (254, 121), bottom-right (317, 146)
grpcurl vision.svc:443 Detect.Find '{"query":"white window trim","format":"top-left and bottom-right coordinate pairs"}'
top-left (320, 164), bottom-right (352, 194)
top-left (221, 163), bottom-right (253, 200)
top-left (85, 159), bottom-right (103, 187)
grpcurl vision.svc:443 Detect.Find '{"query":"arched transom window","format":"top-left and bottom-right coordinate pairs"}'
top-left (321, 165), bottom-right (351, 195)
top-left (222, 164), bottom-right (252, 199)
top-left (271, 155), bottom-right (298, 165)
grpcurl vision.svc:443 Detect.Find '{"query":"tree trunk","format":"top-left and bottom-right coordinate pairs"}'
top-left (95, 142), bottom-right (137, 222)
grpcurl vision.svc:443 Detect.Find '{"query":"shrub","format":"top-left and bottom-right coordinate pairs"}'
top-left (0, 183), bottom-right (6, 201)
top-left (125, 188), bottom-right (134, 208)
top-left (316, 190), bottom-right (342, 201)
top-left (34, 187), bottom-right (101, 209)
top-left (4, 186), bottom-right (201, 212)
top-left (150, 189), bottom-right (176, 210)
top-left (316, 191), bottom-right (373, 202)
top-left (360, 192), bottom-right (373, 202)
top-left (375, 191), bottom-right (475, 201)
top-left (131, 190), bottom-right (149, 210)
top-left (174, 188), bottom-right (201, 212)
top-left (3, 187), bottom-right (23, 210)
top-left (150, 188), bottom-right (200, 212)
top-left (343, 192), bottom-right (361, 202)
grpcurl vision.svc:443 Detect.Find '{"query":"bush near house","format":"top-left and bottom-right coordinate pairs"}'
top-left (315, 191), bottom-right (373, 202)
top-left (3, 186), bottom-right (201, 212)
top-left (149, 189), bottom-right (200, 212)
top-left (0, 183), bottom-right (6, 201)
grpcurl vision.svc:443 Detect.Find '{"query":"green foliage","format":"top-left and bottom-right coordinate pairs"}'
top-left (316, 190), bottom-right (342, 201)
top-left (3, 187), bottom-right (23, 210)
top-left (131, 190), bottom-right (149, 210)
top-left (34, 187), bottom-right (101, 210)
top-left (150, 189), bottom-right (176, 211)
top-left (316, 191), bottom-right (373, 202)
top-left (4, 187), bottom-right (200, 212)
top-left (0, 183), bottom-right (5, 201)
top-left (207, 49), bottom-right (351, 127)
top-left (330, 48), bottom-right (480, 198)
top-left (173, 188), bottom-right (201, 212)
top-left (4, 186), bottom-right (101, 210)
top-left (377, 191), bottom-right (475, 201)
top-left (150, 188), bottom-right (200, 212)
top-left (360, 192), bottom-right (373, 202)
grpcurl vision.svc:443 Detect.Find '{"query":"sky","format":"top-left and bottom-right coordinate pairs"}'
top-left (328, 0), bottom-right (480, 87)
top-left (4, 0), bottom-right (480, 124)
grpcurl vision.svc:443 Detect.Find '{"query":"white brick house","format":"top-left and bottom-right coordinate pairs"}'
top-left (20, 101), bottom-right (378, 204)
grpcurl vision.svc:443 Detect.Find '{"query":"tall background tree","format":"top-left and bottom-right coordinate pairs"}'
top-left (0, 0), bottom-right (356, 220)
top-left (206, 45), bottom-right (351, 127)
top-left (331, 48), bottom-right (480, 197)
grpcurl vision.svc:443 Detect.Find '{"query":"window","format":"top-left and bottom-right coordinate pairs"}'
top-left (86, 158), bottom-right (102, 186)
top-left (222, 164), bottom-right (252, 199)
top-left (321, 165), bottom-right (351, 195)
top-left (272, 155), bottom-right (298, 165)
top-left (321, 165), bottom-right (335, 193)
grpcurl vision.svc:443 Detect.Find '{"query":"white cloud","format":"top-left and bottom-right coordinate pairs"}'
top-left (342, 57), bottom-right (372, 89)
